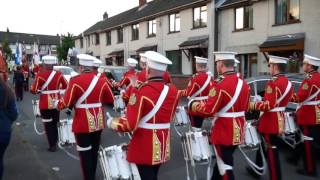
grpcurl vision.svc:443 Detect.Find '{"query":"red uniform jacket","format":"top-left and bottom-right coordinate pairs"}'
top-left (181, 71), bottom-right (213, 98)
top-left (111, 77), bottom-right (180, 165)
top-left (252, 74), bottom-right (293, 135)
top-left (57, 72), bottom-right (114, 133)
top-left (116, 69), bottom-right (136, 89)
top-left (292, 71), bottom-right (320, 125)
top-left (30, 69), bottom-right (68, 110)
top-left (33, 65), bottom-right (41, 76)
top-left (191, 72), bottom-right (250, 146)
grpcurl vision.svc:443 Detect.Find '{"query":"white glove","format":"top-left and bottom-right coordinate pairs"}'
top-left (106, 112), bottom-right (113, 128)
top-left (52, 99), bottom-right (59, 109)
top-left (251, 95), bottom-right (262, 102)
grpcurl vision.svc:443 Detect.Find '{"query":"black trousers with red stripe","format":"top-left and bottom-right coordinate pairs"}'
top-left (191, 115), bottom-right (205, 128)
top-left (291, 125), bottom-right (320, 175)
top-left (75, 130), bottom-right (102, 180)
top-left (40, 109), bottom-right (60, 148)
top-left (256, 134), bottom-right (282, 180)
top-left (211, 145), bottom-right (236, 180)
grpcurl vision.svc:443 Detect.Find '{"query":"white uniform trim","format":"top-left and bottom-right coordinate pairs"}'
top-left (76, 145), bottom-right (92, 151)
top-left (139, 85), bottom-right (170, 130)
top-left (41, 90), bottom-right (60, 94)
top-left (75, 73), bottom-right (101, 108)
top-left (42, 118), bottom-right (53, 122)
top-left (269, 81), bottom-right (292, 112)
top-left (41, 71), bottom-right (56, 91)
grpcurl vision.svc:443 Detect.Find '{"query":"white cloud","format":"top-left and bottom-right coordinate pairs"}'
top-left (0, 0), bottom-right (138, 36)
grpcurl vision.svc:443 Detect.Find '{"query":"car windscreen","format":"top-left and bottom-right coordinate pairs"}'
top-left (111, 69), bottom-right (126, 82)
top-left (57, 68), bottom-right (72, 75)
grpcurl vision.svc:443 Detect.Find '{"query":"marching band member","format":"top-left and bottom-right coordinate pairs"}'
top-left (107, 51), bottom-right (180, 180)
top-left (248, 55), bottom-right (293, 180)
top-left (136, 53), bottom-right (172, 84)
top-left (114, 58), bottom-right (138, 89)
top-left (92, 58), bottom-right (113, 88)
top-left (181, 56), bottom-right (213, 129)
top-left (289, 54), bottom-right (320, 176)
top-left (30, 55), bottom-right (68, 152)
top-left (191, 52), bottom-right (250, 180)
top-left (56, 54), bottom-right (114, 180)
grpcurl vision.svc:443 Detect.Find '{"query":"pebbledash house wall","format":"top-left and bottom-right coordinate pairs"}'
top-left (218, 0), bottom-right (320, 74)
top-left (75, 1), bottom-right (213, 76)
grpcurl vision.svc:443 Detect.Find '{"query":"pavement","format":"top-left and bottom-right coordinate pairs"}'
top-left (2, 81), bottom-right (320, 180)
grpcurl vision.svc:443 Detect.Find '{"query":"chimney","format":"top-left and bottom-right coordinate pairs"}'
top-left (139, 0), bottom-right (147, 7)
top-left (103, 12), bottom-right (108, 20)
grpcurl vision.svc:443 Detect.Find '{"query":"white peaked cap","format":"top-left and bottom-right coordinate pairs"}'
top-left (268, 55), bottom-right (288, 64)
top-left (195, 56), bottom-right (208, 64)
top-left (145, 51), bottom-right (172, 71)
top-left (127, 58), bottom-right (138, 67)
top-left (139, 53), bottom-right (147, 63)
top-left (42, 55), bottom-right (58, 65)
top-left (213, 52), bottom-right (240, 63)
top-left (304, 54), bottom-right (320, 67)
top-left (77, 54), bottom-right (96, 67)
top-left (93, 58), bottom-right (102, 67)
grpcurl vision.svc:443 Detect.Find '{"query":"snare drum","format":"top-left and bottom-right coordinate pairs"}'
top-left (99, 145), bottom-right (141, 180)
top-left (58, 119), bottom-right (76, 145)
top-left (284, 112), bottom-right (298, 134)
top-left (174, 106), bottom-right (190, 126)
top-left (244, 122), bottom-right (261, 147)
top-left (183, 130), bottom-right (213, 162)
top-left (114, 95), bottom-right (125, 112)
top-left (32, 100), bottom-right (41, 118)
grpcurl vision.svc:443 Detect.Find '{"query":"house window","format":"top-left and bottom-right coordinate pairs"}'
top-left (169, 13), bottom-right (181, 33)
top-left (117, 28), bottom-right (123, 43)
top-left (80, 38), bottom-right (83, 48)
top-left (132, 23), bottom-right (139, 40)
top-left (106, 31), bottom-right (111, 45)
top-left (235, 6), bottom-right (253, 30)
top-left (148, 19), bottom-right (157, 37)
top-left (166, 50), bottom-right (182, 74)
top-left (95, 33), bottom-right (100, 45)
top-left (275, 0), bottom-right (300, 25)
top-left (193, 5), bottom-right (207, 28)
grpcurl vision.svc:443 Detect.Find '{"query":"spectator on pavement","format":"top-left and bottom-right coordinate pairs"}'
top-left (13, 66), bottom-right (24, 101)
top-left (0, 77), bottom-right (18, 179)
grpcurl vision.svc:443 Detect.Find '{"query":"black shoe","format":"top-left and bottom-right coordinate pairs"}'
top-left (296, 169), bottom-right (317, 177)
top-left (286, 156), bottom-right (298, 165)
top-left (246, 167), bottom-right (261, 179)
top-left (47, 146), bottom-right (57, 152)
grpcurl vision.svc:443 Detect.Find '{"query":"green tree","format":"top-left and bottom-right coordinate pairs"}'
top-left (1, 39), bottom-right (12, 61)
top-left (57, 33), bottom-right (75, 63)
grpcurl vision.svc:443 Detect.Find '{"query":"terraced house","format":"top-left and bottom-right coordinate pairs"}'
top-left (75, 0), bottom-right (320, 78)
top-left (75, 0), bottom-right (215, 76)
top-left (216, 0), bottom-right (320, 77)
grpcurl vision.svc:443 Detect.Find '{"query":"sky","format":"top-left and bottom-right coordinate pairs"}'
top-left (0, 0), bottom-right (144, 36)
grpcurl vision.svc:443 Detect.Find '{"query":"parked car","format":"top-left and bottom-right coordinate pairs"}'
top-left (245, 73), bottom-right (303, 120)
top-left (98, 66), bottom-right (129, 82)
top-left (53, 66), bottom-right (78, 82)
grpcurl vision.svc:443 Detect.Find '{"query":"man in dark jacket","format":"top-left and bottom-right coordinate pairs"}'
top-left (0, 77), bottom-right (18, 179)
top-left (13, 66), bottom-right (24, 101)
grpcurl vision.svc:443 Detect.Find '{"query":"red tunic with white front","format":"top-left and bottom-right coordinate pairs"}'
top-left (57, 72), bottom-right (114, 133)
top-left (111, 77), bottom-right (180, 165)
top-left (292, 71), bottom-right (320, 125)
top-left (30, 69), bottom-right (67, 110)
top-left (191, 72), bottom-right (250, 146)
top-left (253, 75), bottom-right (293, 135)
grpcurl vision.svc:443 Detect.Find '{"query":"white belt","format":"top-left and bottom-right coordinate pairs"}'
top-left (76, 103), bottom-right (102, 109)
top-left (139, 122), bottom-right (170, 130)
top-left (269, 107), bottom-right (286, 112)
top-left (41, 90), bottom-right (60, 94)
top-left (216, 111), bottom-right (245, 118)
top-left (76, 145), bottom-right (92, 151)
top-left (301, 100), bottom-right (320, 106)
top-left (189, 96), bottom-right (208, 101)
